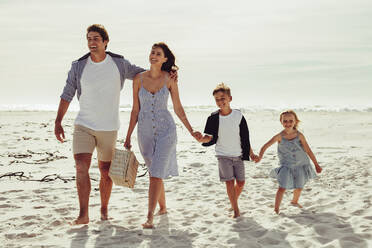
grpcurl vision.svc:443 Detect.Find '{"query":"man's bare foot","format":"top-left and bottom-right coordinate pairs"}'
top-left (156, 208), bottom-right (167, 216)
top-left (290, 202), bottom-right (303, 208)
top-left (70, 216), bottom-right (89, 225)
top-left (101, 207), bottom-right (109, 220)
top-left (233, 209), bottom-right (240, 218)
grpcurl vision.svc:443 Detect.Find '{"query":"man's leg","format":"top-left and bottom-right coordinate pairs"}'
top-left (73, 153), bottom-right (92, 224)
top-left (98, 160), bottom-right (112, 220)
top-left (95, 129), bottom-right (117, 221)
top-left (226, 180), bottom-right (239, 218)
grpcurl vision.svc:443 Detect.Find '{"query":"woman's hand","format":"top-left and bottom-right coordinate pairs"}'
top-left (124, 137), bottom-right (132, 150)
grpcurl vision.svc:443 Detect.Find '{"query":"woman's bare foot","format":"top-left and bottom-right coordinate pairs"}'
top-left (70, 216), bottom-right (89, 225)
top-left (290, 202), bottom-right (303, 208)
top-left (156, 208), bottom-right (167, 216)
top-left (142, 213), bottom-right (154, 229)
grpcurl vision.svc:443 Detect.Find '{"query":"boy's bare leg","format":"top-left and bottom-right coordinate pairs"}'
top-left (226, 180), bottom-right (240, 218)
top-left (274, 187), bottom-right (286, 214)
top-left (235, 180), bottom-right (245, 199)
top-left (143, 177), bottom-right (163, 228)
top-left (157, 180), bottom-right (167, 215)
top-left (72, 153), bottom-right (92, 225)
top-left (99, 161), bottom-right (113, 220)
top-left (291, 188), bottom-right (303, 208)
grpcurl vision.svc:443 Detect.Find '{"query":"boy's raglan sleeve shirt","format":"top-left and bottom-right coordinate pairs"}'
top-left (202, 113), bottom-right (218, 147)
top-left (239, 115), bottom-right (251, 160)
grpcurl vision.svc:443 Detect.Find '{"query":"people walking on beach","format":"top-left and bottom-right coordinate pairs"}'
top-left (196, 83), bottom-right (258, 218)
top-left (124, 42), bottom-right (201, 228)
top-left (256, 110), bottom-right (322, 214)
top-left (54, 24), bottom-right (145, 225)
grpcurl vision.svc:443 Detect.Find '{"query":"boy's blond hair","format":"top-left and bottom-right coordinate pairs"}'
top-left (280, 110), bottom-right (301, 129)
top-left (213, 83), bottom-right (231, 96)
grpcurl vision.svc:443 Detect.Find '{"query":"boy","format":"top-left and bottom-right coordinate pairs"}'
top-left (197, 83), bottom-right (257, 218)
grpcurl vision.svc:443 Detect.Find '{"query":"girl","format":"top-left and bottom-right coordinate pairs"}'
top-left (257, 110), bottom-right (322, 214)
top-left (124, 42), bottom-right (201, 228)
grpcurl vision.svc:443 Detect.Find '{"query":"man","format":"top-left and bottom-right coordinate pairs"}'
top-left (54, 24), bottom-right (145, 225)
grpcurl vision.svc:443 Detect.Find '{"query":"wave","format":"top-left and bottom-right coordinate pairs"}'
top-left (0, 104), bottom-right (371, 112)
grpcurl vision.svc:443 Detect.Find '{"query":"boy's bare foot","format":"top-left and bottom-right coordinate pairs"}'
top-left (70, 216), bottom-right (89, 225)
top-left (156, 208), bottom-right (167, 216)
top-left (290, 202), bottom-right (303, 208)
top-left (101, 207), bottom-right (109, 220)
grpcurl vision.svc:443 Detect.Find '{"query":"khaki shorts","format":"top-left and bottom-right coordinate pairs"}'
top-left (73, 125), bottom-right (118, 162)
top-left (217, 156), bottom-right (245, 182)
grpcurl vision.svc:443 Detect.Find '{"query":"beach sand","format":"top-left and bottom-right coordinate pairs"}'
top-left (0, 110), bottom-right (371, 248)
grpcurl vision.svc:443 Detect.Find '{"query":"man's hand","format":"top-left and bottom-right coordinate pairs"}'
top-left (54, 122), bottom-right (65, 143)
top-left (169, 70), bottom-right (178, 82)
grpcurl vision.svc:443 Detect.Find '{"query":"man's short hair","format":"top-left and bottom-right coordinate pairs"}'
top-left (86, 24), bottom-right (109, 42)
top-left (213, 83), bottom-right (231, 96)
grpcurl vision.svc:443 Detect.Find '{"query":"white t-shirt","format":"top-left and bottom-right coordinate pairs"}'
top-left (75, 55), bottom-right (121, 131)
top-left (215, 109), bottom-right (243, 157)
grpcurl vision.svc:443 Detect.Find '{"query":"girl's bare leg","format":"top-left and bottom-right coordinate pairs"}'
top-left (275, 187), bottom-right (286, 214)
top-left (291, 188), bottom-right (303, 208)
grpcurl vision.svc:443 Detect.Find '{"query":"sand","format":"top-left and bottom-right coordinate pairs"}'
top-left (0, 110), bottom-right (371, 248)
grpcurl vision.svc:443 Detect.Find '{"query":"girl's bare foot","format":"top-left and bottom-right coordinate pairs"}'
top-left (290, 202), bottom-right (303, 208)
top-left (70, 216), bottom-right (89, 225)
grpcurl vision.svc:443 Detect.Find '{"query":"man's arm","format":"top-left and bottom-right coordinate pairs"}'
top-left (123, 59), bottom-right (146, 80)
top-left (55, 99), bottom-right (70, 143)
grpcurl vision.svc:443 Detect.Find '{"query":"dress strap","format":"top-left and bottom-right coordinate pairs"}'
top-left (139, 73), bottom-right (143, 88)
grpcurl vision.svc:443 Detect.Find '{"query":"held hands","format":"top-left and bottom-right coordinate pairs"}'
top-left (54, 122), bottom-right (65, 143)
top-left (250, 153), bottom-right (260, 163)
top-left (191, 131), bottom-right (203, 141)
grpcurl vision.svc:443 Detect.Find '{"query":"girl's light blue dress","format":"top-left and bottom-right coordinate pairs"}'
top-left (270, 133), bottom-right (316, 189)
top-left (137, 82), bottom-right (178, 179)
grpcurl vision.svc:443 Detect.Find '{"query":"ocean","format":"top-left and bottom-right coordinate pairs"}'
top-left (0, 0), bottom-right (371, 111)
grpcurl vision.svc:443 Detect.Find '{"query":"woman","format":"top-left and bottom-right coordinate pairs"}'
top-left (124, 42), bottom-right (201, 228)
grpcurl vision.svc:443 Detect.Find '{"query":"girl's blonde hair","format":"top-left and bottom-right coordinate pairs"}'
top-left (280, 110), bottom-right (301, 129)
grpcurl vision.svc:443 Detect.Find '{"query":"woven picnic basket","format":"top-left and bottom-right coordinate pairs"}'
top-left (109, 149), bottom-right (139, 188)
